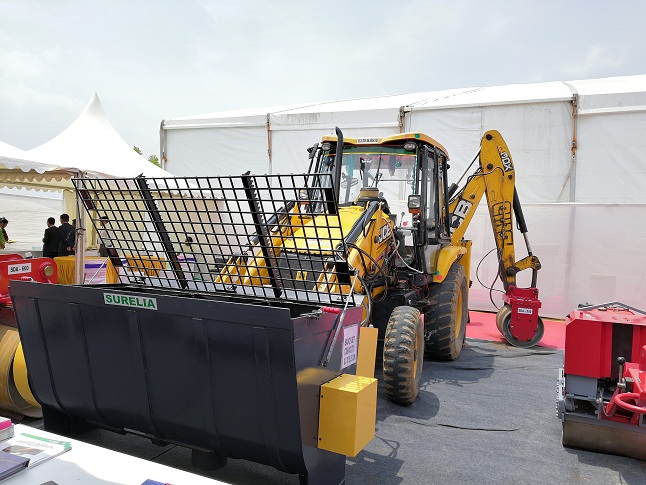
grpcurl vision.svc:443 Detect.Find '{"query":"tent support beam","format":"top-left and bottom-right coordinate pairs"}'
top-left (570, 94), bottom-right (578, 202)
top-left (74, 172), bottom-right (86, 285)
top-left (266, 114), bottom-right (272, 175)
top-left (160, 120), bottom-right (168, 171)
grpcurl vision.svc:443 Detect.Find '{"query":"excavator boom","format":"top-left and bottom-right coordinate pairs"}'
top-left (448, 130), bottom-right (543, 347)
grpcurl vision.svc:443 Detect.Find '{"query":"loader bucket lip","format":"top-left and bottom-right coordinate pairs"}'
top-left (562, 413), bottom-right (646, 461)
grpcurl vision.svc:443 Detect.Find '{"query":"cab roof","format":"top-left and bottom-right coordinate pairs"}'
top-left (321, 132), bottom-right (449, 160)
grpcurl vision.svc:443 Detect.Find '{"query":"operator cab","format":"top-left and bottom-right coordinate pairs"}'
top-left (312, 132), bottom-right (452, 260)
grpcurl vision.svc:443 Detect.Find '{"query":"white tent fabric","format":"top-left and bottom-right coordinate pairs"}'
top-left (162, 76), bottom-right (646, 204)
top-left (27, 93), bottom-right (172, 180)
top-left (0, 140), bottom-right (58, 174)
top-left (161, 104), bottom-right (301, 177)
top-left (0, 191), bottom-right (63, 253)
top-left (160, 75), bottom-right (646, 319)
top-left (0, 140), bottom-right (64, 191)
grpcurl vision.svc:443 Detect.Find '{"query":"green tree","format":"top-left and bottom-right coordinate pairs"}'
top-left (133, 146), bottom-right (160, 167)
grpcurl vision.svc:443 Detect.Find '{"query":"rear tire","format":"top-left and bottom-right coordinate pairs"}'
top-left (424, 263), bottom-right (468, 361)
top-left (383, 306), bottom-right (424, 405)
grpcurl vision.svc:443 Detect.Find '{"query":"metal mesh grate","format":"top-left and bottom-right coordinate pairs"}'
top-left (73, 174), bottom-right (356, 306)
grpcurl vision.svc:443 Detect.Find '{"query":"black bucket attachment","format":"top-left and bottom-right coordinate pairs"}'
top-left (11, 280), bottom-right (366, 484)
top-left (11, 173), bottom-right (378, 483)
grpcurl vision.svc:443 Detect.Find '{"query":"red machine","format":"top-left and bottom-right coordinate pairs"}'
top-left (0, 254), bottom-right (58, 326)
top-left (558, 302), bottom-right (646, 460)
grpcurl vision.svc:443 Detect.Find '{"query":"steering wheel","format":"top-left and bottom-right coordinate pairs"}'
top-left (341, 172), bottom-right (359, 189)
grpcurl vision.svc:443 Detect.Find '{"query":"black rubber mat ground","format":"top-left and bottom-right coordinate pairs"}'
top-left (23, 339), bottom-right (645, 484)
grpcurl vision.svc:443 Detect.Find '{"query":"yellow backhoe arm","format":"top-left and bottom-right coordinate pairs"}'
top-left (447, 130), bottom-right (541, 289)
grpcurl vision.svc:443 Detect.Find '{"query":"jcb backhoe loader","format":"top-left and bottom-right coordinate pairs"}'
top-left (212, 128), bottom-right (543, 404)
top-left (284, 128), bottom-right (543, 405)
top-left (10, 128), bottom-right (542, 484)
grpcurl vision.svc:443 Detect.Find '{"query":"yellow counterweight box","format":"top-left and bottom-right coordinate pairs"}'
top-left (317, 373), bottom-right (377, 457)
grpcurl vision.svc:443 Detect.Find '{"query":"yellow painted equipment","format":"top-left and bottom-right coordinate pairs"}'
top-left (0, 326), bottom-right (41, 417)
top-left (318, 374), bottom-right (377, 457)
top-left (8, 128), bottom-right (544, 483)
top-left (356, 326), bottom-right (379, 378)
top-left (208, 128), bottom-right (543, 406)
top-left (13, 342), bottom-right (39, 408)
top-left (300, 129), bottom-right (542, 404)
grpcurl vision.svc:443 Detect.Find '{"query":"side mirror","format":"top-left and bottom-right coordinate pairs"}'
top-left (407, 194), bottom-right (422, 214)
top-left (307, 143), bottom-right (319, 160)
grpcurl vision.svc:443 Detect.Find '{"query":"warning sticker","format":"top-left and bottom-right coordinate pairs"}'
top-left (342, 324), bottom-right (359, 369)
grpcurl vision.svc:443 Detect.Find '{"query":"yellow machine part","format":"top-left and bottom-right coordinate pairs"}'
top-left (433, 245), bottom-right (468, 283)
top-left (13, 342), bottom-right (39, 408)
top-left (356, 326), bottom-right (378, 379)
top-left (0, 325), bottom-right (41, 418)
top-left (284, 206), bottom-right (365, 254)
top-left (318, 373), bottom-right (377, 457)
top-left (321, 132), bottom-right (450, 159)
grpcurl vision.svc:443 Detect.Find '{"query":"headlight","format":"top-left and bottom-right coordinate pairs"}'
top-left (407, 194), bottom-right (422, 214)
top-left (403, 141), bottom-right (416, 151)
top-left (321, 142), bottom-right (331, 151)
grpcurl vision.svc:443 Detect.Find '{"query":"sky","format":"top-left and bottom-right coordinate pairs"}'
top-left (1, 0), bottom-right (645, 160)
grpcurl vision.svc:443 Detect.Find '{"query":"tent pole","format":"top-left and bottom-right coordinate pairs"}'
top-left (74, 172), bottom-right (87, 285)
top-left (160, 120), bottom-right (168, 170)
top-left (569, 94), bottom-right (578, 202)
top-left (266, 113), bottom-right (272, 175)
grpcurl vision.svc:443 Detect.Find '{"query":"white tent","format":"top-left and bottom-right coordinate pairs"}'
top-left (160, 75), bottom-right (646, 319)
top-left (1, 93), bottom-right (173, 193)
top-left (28, 93), bottom-right (172, 181)
top-left (1, 94), bottom-right (177, 281)
top-left (162, 75), bottom-right (646, 204)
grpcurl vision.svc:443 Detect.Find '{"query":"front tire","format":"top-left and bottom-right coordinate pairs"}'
top-left (383, 306), bottom-right (424, 405)
top-left (424, 263), bottom-right (468, 361)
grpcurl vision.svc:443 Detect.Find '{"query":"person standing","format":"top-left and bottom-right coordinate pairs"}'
top-left (181, 235), bottom-right (208, 281)
top-left (42, 217), bottom-right (60, 258)
top-left (58, 213), bottom-right (75, 256)
top-left (98, 215), bottom-right (115, 257)
top-left (0, 218), bottom-right (10, 248)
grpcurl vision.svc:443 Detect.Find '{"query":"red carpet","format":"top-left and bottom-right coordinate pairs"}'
top-left (467, 311), bottom-right (565, 349)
